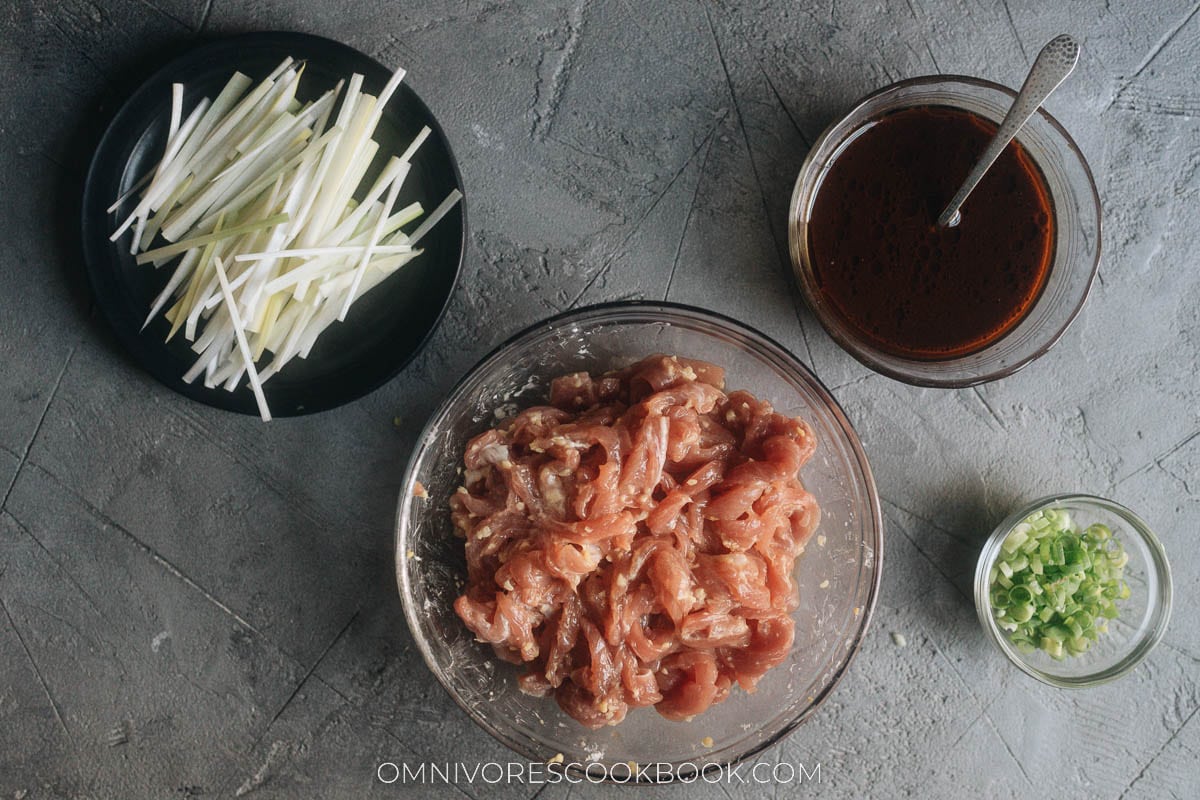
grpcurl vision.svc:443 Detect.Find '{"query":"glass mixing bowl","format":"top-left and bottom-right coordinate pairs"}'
top-left (395, 301), bottom-right (882, 781)
top-left (974, 494), bottom-right (1172, 687)
top-left (788, 76), bottom-right (1102, 387)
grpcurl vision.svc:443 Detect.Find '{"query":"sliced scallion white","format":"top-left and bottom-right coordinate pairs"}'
top-left (112, 58), bottom-right (460, 421)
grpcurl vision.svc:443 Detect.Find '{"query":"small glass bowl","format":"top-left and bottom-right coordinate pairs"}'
top-left (974, 494), bottom-right (1172, 687)
top-left (396, 301), bottom-right (882, 781)
top-left (788, 76), bottom-right (1102, 387)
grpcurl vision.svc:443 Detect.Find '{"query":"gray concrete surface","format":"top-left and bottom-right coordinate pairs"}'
top-left (1, 0), bottom-right (1197, 797)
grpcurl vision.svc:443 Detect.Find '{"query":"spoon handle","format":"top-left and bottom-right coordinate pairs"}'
top-left (937, 34), bottom-right (1080, 227)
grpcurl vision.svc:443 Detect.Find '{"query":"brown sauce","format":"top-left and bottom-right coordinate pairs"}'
top-left (807, 106), bottom-right (1055, 359)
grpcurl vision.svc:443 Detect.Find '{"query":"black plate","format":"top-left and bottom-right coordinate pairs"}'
top-left (82, 32), bottom-right (466, 417)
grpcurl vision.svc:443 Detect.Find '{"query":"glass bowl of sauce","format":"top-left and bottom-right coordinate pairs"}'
top-left (789, 76), bottom-right (1101, 386)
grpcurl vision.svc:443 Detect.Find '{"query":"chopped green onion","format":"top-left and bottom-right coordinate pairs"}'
top-left (1002, 527), bottom-right (1029, 554)
top-left (988, 506), bottom-right (1131, 661)
top-left (1040, 637), bottom-right (1064, 659)
top-left (1010, 604), bottom-right (1035, 623)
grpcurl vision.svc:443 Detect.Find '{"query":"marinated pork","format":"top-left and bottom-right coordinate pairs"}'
top-left (451, 355), bottom-right (820, 728)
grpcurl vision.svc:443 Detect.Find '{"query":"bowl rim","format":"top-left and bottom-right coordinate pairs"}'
top-left (972, 493), bottom-right (1173, 688)
top-left (394, 299), bottom-right (884, 781)
top-left (787, 74), bottom-right (1103, 388)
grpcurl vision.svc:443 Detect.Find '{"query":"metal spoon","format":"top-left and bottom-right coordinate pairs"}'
top-left (938, 34), bottom-right (1080, 228)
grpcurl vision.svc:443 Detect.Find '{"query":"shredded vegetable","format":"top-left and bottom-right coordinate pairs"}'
top-left (989, 508), bottom-right (1130, 660)
top-left (111, 58), bottom-right (462, 421)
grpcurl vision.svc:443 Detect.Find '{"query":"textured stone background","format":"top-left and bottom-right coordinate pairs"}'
top-left (1, 1), bottom-right (1197, 797)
